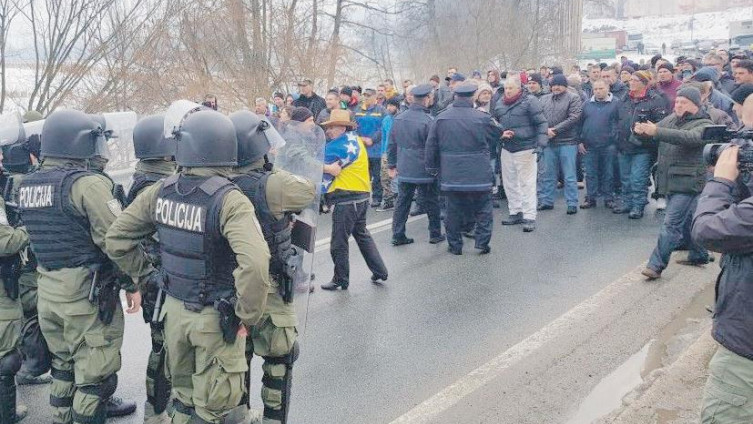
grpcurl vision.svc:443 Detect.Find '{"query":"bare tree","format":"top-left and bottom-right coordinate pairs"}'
top-left (0, 0), bottom-right (19, 112)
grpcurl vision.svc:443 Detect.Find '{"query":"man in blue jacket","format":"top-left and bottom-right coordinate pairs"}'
top-left (579, 79), bottom-right (620, 209)
top-left (426, 82), bottom-right (501, 255)
top-left (388, 84), bottom-right (445, 246)
top-left (354, 89), bottom-right (387, 207)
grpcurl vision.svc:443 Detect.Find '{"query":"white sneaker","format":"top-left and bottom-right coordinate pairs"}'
top-left (656, 197), bottom-right (667, 210)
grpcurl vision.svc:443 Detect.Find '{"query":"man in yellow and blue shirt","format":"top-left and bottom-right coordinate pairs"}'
top-left (320, 109), bottom-right (388, 291)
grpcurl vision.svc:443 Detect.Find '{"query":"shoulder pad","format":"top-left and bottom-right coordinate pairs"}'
top-left (163, 174), bottom-right (179, 188)
top-left (200, 176), bottom-right (233, 196)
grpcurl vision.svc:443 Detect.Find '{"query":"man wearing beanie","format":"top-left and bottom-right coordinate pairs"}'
top-left (526, 73), bottom-right (549, 98)
top-left (731, 83), bottom-right (753, 121)
top-left (657, 62), bottom-right (682, 105)
top-left (632, 86), bottom-right (713, 280)
top-left (538, 74), bottom-right (583, 214)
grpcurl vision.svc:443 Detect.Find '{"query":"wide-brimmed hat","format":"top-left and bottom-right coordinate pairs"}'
top-left (321, 109), bottom-right (356, 129)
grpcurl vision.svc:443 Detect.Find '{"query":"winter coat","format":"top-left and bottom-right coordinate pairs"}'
top-left (492, 94), bottom-right (548, 153)
top-left (388, 104), bottom-right (435, 184)
top-left (616, 89), bottom-right (670, 154)
top-left (579, 94), bottom-right (619, 148)
top-left (354, 104), bottom-right (387, 159)
top-left (425, 99), bottom-right (500, 192)
top-left (610, 81), bottom-right (629, 101)
top-left (539, 90), bottom-right (583, 146)
top-left (708, 89), bottom-right (737, 124)
top-left (293, 93), bottom-right (327, 120)
top-left (692, 176), bottom-right (753, 361)
top-left (657, 79), bottom-right (682, 106)
top-left (704, 104), bottom-right (736, 129)
top-left (653, 109), bottom-right (713, 196)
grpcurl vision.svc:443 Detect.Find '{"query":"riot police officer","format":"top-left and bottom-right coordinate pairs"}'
top-left (1, 134), bottom-right (54, 386)
top-left (105, 109), bottom-right (271, 424)
top-left (17, 109), bottom-right (141, 424)
top-left (228, 110), bottom-right (316, 424)
top-left (425, 82), bottom-right (500, 255)
top-left (124, 114), bottom-right (176, 423)
top-left (0, 141), bottom-right (32, 422)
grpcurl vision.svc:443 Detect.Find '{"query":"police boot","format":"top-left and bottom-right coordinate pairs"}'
top-left (105, 396), bottom-right (137, 417)
top-left (0, 375), bottom-right (27, 423)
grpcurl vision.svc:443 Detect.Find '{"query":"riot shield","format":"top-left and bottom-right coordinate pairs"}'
top-left (0, 112), bottom-right (24, 147)
top-left (164, 100), bottom-right (206, 139)
top-left (274, 120), bottom-right (325, 332)
top-left (91, 112), bottom-right (138, 193)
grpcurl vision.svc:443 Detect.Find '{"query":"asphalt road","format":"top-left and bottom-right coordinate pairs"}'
top-left (18, 193), bottom-right (718, 424)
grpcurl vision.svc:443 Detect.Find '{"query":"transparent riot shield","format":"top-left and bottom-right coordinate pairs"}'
top-left (21, 119), bottom-right (44, 144)
top-left (0, 112), bottom-right (24, 147)
top-left (164, 100), bottom-right (205, 139)
top-left (274, 120), bottom-right (325, 332)
top-left (89, 112), bottom-right (138, 192)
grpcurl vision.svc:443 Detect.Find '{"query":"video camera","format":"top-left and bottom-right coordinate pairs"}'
top-left (702, 125), bottom-right (753, 173)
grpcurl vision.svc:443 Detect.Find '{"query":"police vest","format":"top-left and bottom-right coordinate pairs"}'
top-left (126, 171), bottom-right (165, 207)
top-left (232, 170), bottom-right (294, 282)
top-left (155, 174), bottom-right (238, 306)
top-left (18, 168), bottom-right (107, 270)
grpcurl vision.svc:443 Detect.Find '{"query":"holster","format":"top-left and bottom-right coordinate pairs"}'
top-left (142, 272), bottom-right (165, 326)
top-left (279, 247), bottom-right (304, 304)
top-left (0, 255), bottom-right (21, 300)
top-left (215, 297), bottom-right (240, 344)
top-left (88, 262), bottom-right (122, 325)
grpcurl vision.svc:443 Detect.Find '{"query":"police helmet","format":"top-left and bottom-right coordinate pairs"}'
top-left (1, 142), bottom-right (32, 173)
top-left (175, 110), bottom-right (237, 167)
top-left (229, 110), bottom-right (270, 167)
top-left (40, 110), bottom-right (102, 159)
top-left (133, 114), bottom-right (176, 159)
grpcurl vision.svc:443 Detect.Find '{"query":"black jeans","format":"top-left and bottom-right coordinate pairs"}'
top-left (392, 182), bottom-right (442, 240)
top-left (368, 158), bottom-right (383, 202)
top-left (445, 192), bottom-right (493, 251)
top-left (330, 200), bottom-right (388, 284)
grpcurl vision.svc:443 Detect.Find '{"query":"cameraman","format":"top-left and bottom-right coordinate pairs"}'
top-left (692, 92), bottom-right (753, 423)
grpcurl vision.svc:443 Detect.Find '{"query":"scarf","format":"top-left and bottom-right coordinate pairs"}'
top-left (503, 91), bottom-right (523, 105)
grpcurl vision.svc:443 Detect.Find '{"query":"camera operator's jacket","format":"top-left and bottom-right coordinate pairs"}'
top-left (652, 110), bottom-right (713, 197)
top-left (692, 177), bottom-right (753, 361)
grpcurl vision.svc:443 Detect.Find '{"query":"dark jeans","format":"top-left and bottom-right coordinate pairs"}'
top-left (330, 200), bottom-right (388, 284)
top-left (647, 193), bottom-right (709, 273)
top-left (583, 145), bottom-right (616, 202)
top-left (618, 152), bottom-right (652, 210)
top-left (368, 158), bottom-right (383, 202)
top-left (392, 182), bottom-right (442, 240)
top-left (445, 192), bottom-right (493, 251)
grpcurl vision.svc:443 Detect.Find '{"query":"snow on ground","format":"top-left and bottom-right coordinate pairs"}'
top-left (584, 6), bottom-right (753, 48)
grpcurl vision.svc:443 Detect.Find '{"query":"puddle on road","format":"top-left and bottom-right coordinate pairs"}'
top-left (565, 342), bottom-right (652, 424)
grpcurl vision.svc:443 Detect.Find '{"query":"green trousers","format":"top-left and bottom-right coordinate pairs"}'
top-left (702, 344), bottom-right (753, 423)
top-left (0, 289), bottom-right (21, 359)
top-left (162, 295), bottom-right (248, 424)
top-left (38, 293), bottom-right (124, 424)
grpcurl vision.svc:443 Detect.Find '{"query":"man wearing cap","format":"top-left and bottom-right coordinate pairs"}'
top-left (437, 73), bottom-right (467, 112)
top-left (293, 79), bottom-right (327, 120)
top-left (692, 67), bottom-right (736, 123)
top-left (526, 73), bottom-right (548, 98)
top-left (388, 84), bottom-right (444, 246)
top-left (426, 82), bottom-right (501, 255)
top-left (354, 88), bottom-right (388, 208)
top-left (538, 74), bottom-right (583, 214)
top-left (320, 109), bottom-right (388, 290)
top-left (633, 86), bottom-right (713, 280)
top-left (657, 63), bottom-right (682, 106)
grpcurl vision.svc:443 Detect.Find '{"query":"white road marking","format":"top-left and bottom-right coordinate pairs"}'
top-left (388, 265), bottom-right (647, 424)
top-left (314, 214), bottom-right (425, 253)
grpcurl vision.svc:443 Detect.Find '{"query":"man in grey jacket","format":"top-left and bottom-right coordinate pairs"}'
top-left (537, 74), bottom-right (583, 214)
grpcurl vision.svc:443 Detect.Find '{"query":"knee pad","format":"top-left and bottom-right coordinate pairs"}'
top-left (263, 341), bottom-right (299, 367)
top-left (0, 349), bottom-right (21, 376)
top-left (78, 373), bottom-right (117, 401)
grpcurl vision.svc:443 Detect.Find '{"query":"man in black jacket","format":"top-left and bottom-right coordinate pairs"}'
top-left (692, 93), bottom-right (753, 422)
top-left (293, 79), bottom-right (327, 120)
top-left (426, 83), bottom-right (501, 255)
top-left (388, 84), bottom-right (444, 246)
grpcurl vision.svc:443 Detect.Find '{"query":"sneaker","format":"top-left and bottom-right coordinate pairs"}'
top-left (579, 200), bottom-right (596, 209)
top-left (391, 237), bottom-right (414, 246)
top-left (106, 397), bottom-right (137, 418)
top-left (376, 200), bottom-right (394, 212)
top-left (566, 206), bottom-right (578, 215)
top-left (321, 280), bottom-right (348, 290)
top-left (628, 208), bottom-right (644, 219)
top-left (522, 219), bottom-right (536, 232)
top-left (501, 212), bottom-right (524, 225)
top-left (641, 268), bottom-right (662, 280)
top-left (429, 234), bottom-right (446, 244)
top-left (371, 273), bottom-right (388, 283)
top-left (537, 204), bottom-right (553, 211)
